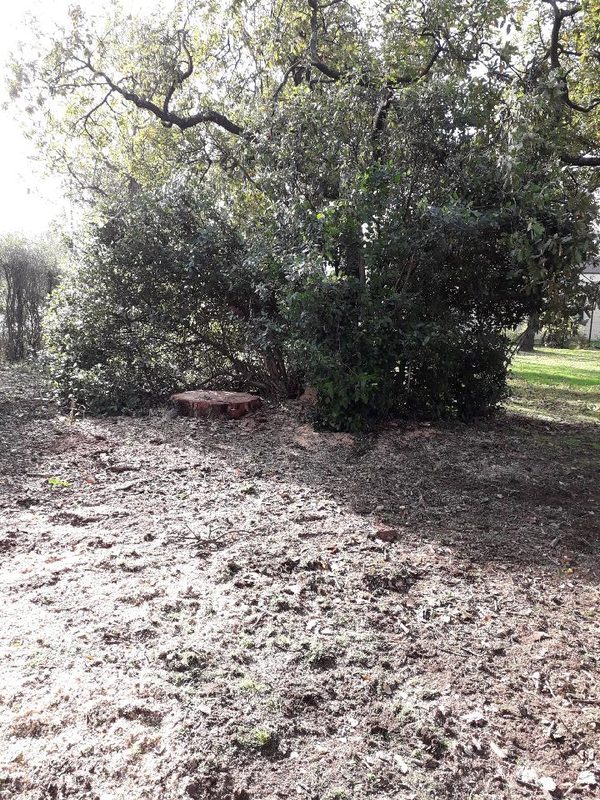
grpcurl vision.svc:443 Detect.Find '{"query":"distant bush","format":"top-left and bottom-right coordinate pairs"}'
top-left (1, 237), bottom-right (58, 362)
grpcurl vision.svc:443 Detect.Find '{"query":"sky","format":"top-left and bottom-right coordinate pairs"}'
top-left (0, 0), bottom-right (154, 238)
top-left (0, 0), bottom-right (70, 237)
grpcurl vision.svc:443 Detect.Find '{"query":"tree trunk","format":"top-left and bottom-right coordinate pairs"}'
top-left (520, 313), bottom-right (538, 352)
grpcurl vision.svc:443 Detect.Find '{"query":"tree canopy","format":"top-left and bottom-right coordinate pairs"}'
top-left (9, 0), bottom-right (600, 426)
top-left (11, 0), bottom-right (600, 198)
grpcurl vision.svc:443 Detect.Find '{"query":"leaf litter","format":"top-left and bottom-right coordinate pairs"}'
top-left (0, 365), bottom-right (599, 799)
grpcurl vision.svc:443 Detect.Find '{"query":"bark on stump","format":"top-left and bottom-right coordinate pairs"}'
top-left (170, 390), bottom-right (262, 419)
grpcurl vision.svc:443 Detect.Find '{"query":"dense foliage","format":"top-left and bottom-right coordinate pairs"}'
top-left (14, 0), bottom-right (600, 426)
top-left (0, 237), bottom-right (58, 362)
top-left (46, 185), bottom-right (298, 412)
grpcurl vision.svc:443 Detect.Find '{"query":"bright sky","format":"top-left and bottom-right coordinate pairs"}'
top-left (0, 1), bottom-right (69, 237)
top-left (0, 0), bottom-right (154, 238)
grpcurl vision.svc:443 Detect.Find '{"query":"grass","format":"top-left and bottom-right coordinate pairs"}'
top-left (507, 347), bottom-right (600, 424)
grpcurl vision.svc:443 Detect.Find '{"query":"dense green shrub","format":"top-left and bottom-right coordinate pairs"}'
top-left (43, 183), bottom-right (574, 425)
top-left (45, 165), bottom-right (591, 427)
top-left (286, 197), bottom-right (535, 429)
top-left (45, 184), bottom-right (296, 413)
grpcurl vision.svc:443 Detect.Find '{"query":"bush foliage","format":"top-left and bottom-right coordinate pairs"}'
top-left (46, 185), bottom-right (298, 413)
top-left (45, 169), bottom-right (579, 428)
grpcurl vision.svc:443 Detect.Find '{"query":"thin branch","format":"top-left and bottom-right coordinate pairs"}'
top-left (76, 89), bottom-right (113, 136)
top-left (271, 59), bottom-right (302, 104)
top-left (372, 43), bottom-right (442, 161)
top-left (163, 29), bottom-right (194, 116)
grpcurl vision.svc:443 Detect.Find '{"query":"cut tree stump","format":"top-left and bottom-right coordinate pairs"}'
top-left (170, 390), bottom-right (262, 419)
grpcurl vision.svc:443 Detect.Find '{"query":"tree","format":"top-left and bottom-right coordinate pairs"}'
top-left (0, 237), bottom-right (59, 362)
top-left (10, 0), bottom-right (599, 425)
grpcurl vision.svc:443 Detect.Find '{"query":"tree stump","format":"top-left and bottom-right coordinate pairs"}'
top-left (170, 390), bottom-right (262, 419)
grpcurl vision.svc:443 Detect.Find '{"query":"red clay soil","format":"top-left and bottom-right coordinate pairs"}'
top-left (0, 366), bottom-right (599, 800)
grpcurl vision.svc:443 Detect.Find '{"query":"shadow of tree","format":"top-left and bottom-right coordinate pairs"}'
top-left (2, 364), bottom-right (599, 577)
top-left (155, 407), bottom-right (600, 574)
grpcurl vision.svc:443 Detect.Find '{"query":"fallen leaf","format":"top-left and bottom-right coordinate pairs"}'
top-left (394, 754), bottom-right (409, 774)
top-left (462, 710), bottom-right (486, 726)
top-left (538, 776), bottom-right (556, 793)
top-left (517, 766), bottom-right (539, 786)
top-left (373, 524), bottom-right (398, 543)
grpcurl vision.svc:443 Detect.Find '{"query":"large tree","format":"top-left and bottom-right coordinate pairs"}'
top-left (9, 0), bottom-right (599, 423)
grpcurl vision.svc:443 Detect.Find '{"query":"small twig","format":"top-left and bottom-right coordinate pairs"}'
top-left (568, 696), bottom-right (600, 705)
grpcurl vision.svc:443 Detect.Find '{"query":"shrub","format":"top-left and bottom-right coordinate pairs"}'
top-left (288, 204), bottom-right (525, 430)
top-left (45, 183), bottom-right (296, 413)
top-left (44, 170), bottom-right (588, 428)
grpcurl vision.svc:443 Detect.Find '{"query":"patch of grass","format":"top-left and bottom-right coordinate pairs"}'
top-left (305, 640), bottom-right (338, 668)
top-left (48, 476), bottom-right (72, 489)
top-left (235, 726), bottom-right (277, 750)
top-left (238, 676), bottom-right (267, 694)
top-left (507, 347), bottom-right (600, 424)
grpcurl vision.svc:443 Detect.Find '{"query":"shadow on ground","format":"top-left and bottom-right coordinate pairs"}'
top-left (1, 366), bottom-right (599, 800)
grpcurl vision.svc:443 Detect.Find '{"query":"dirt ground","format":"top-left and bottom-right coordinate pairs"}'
top-left (1, 366), bottom-right (599, 800)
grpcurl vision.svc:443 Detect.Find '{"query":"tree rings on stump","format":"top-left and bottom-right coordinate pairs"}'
top-left (170, 390), bottom-right (262, 419)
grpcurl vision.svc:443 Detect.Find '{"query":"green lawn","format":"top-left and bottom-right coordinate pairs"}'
top-left (507, 347), bottom-right (600, 424)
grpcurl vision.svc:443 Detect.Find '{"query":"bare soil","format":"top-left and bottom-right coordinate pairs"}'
top-left (1, 366), bottom-right (599, 800)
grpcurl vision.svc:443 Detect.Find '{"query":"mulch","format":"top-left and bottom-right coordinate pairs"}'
top-left (0, 366), bottom-right (599, 800)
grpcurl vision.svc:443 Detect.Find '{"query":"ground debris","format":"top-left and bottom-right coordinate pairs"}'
top-left (1, 365), bottom-right (599, 800)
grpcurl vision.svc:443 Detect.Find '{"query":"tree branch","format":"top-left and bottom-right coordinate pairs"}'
top-left (561, 152), bottom-right (600, 166)
top-left (77, 56), bottom-right (251, 139)
top-left (540, 0), bottom-right (599, 113)
top-left (163, 30), bottom-right (194, 116)
top-left (538, 1), bottom-right (600, 166)
top-left (372, 43), bottom-right (443, 161)
top-left (308, 0), bottom-right (342, 81)
top-left (542, 0), bottom-right (581, 70)
top-left (271, 59), bottom-right (303, 104)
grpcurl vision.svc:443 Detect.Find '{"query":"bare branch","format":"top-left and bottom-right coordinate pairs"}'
top-left (163, 30), bottom-right (194, 116)
top-left (73, 55), bottom-right (251, 140)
